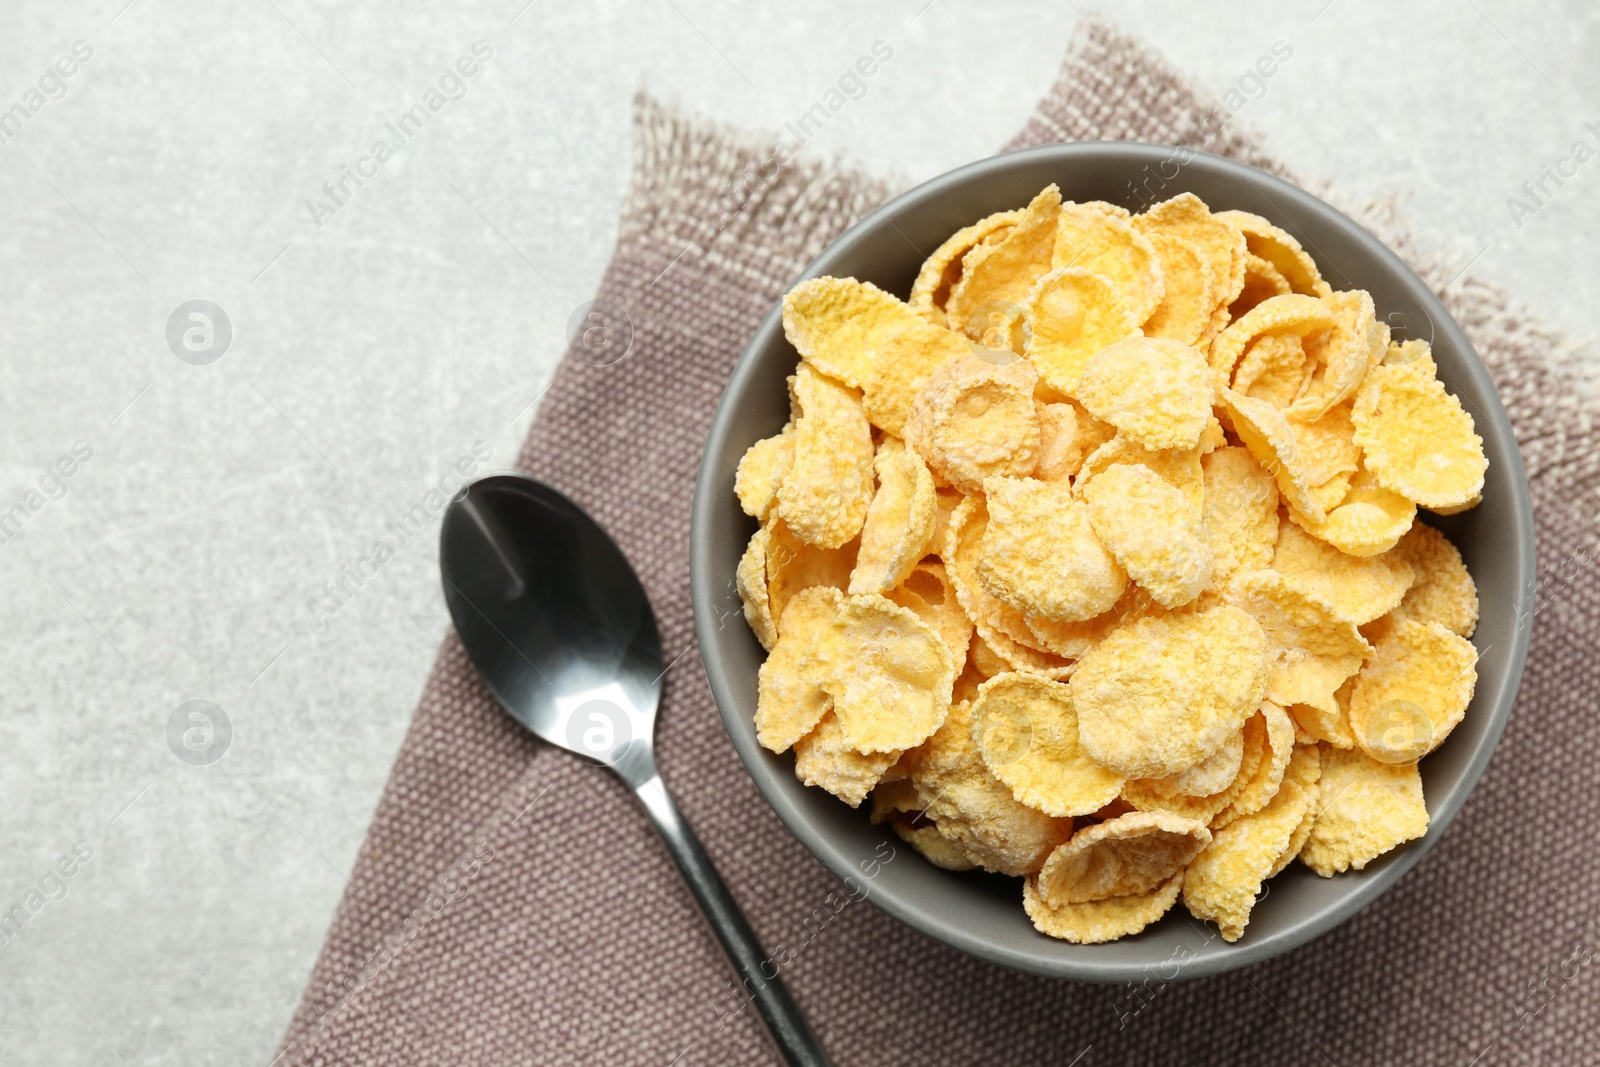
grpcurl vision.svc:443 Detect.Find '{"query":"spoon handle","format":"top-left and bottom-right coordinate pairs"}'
top-left (632, 771), bottom-right (832, 1067)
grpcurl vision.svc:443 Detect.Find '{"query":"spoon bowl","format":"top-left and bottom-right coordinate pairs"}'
top-left (440, 475), bottom-right (659, 773)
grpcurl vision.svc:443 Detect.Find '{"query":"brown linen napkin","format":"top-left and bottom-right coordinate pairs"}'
top-left (277, 21), bottom-right (1600, 1066)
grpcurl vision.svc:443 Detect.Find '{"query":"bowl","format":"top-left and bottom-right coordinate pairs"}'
top-left (689, 142), bottom-right (1535, 981)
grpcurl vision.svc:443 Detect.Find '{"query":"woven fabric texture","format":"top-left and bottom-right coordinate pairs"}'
top-left (276, 21), bottom-right (1598, 1066)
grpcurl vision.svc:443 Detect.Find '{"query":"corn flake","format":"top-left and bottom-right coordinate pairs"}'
top-left (1200, 446), bottom-right (1280, 589)
top-left (1290, 677), bottom-right (1356, 750)
top-left (980, 597), bottom-right (1079, 675)
top-left (1300, 744), bottom-right (1428, 876)
top-left (946, 185), bottom-right (1061, 337)
top-left (765, 519), bottom-right (856, 632)
top-left (971, 672), bottom-right (1125, 817)
top-left (819, 593), bottom-right (956, 754)
top-left (736, 525), bottom-right (779, 650)
top-left (904, 354), bottom-right (1041, 494)
top-left (1223, 387), bottom-right (1326, 524)
top-left (1306, 468), bottom-right (1354, 517)
top-left (1270, 744), bottom-right (1324, 876)
top-left (793, 710), bottom-right (900, 807)
top-left (1212, 701), bottom-right (1296, 829)
top-left (1133, 193), bottom-right (1246, 339)
top-left (979, 475), bottom-right (1128, 621)
top-left (1023, 267), bottom-right (1139, 396)
top-left (1231, 252), bottom-right (1292, 319)
top-left (1052, 202), bottom-right (1166, 324)
top-left (860, 319), bottom-right (974, 437)
top-left (1076, 436), bottom-right (1205, 519)
top-left (1183, 746), bottom-right (1317, 941)
top-left (1271, 521), bottom-right (1415, 624)
top-left (1385, 337), bottom-right (1437, 371)
top-left (1075, 336), bottom-right (1214, 451)
top-left (1214, 209), bottom-right (1332, 298)
top-left (1349, 617), bottom-right (1477, 763)
top-left (1292, 291), bottom-right (1384, 422)
top-left (1122, 704), bottom-right (1266, 822)
top-left (1391, 522), bottom-right (1479, 637)
top-left (1290, 465), bottom-right (1417, 557)
top-left (886, 560), bottom-right (973, 668)
top-left (888, 818), bottom-right (979, 872)
top-left (1153, 725), bottom-right (1247, 799)
top-left (783, 277), bottom-right (924, 388)
top-left (965, 631), bottom-right (1012, 681)
top-left (849, 439), bottom-right (938, 595)
top-left (910, 209), bottom-right (1022, 327)
top-left (1023, 870), bottom-right (1183, 943)
top-left (1032, 401), bottom-right (1085, 483)
top-left (1228, 569), bottom-right (1371, 715)
top-left (944, 495), bottom-right (1075, 677)
top-left (1352, 357), bottom-right (1487, 511)
top-left (1209, 294), bottom-right (1335, 392)
top-left (894, 699), bottom-right (1073, 875)
top-left (735, 424), bottom-right (794, 519)
top-left (1038, 811), bottom-right (1210, 905)
top-left (1142, 233), bottom-right (1215, 346)
top-left (776, 363), bottom-right (875, 548)
top-left (755, 586), bottom-right (844, 752)
top-left (1286, 402), bottom-right (1362, 490)
top-left (1232, 332), bottom-right (1306, 408)
top-left (1071, 606), bottom-right (1267, 778)
top-left (1084, 462), bottom-right (1214, 609)
top-left (927, 488), bottom-right (964, 558)
top-left (1025, 584), bottom-right (1160, 660)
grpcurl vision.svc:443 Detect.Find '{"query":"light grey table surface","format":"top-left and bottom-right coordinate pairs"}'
top-left (0, 1), bottom-right (1593, 1063)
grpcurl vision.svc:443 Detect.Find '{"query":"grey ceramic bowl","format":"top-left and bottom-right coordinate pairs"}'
top-left (689, 143), bottom-right (1535, 982)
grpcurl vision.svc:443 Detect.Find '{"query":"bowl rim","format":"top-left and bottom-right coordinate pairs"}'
top-left (689, 141), bottom-right (1536, 981)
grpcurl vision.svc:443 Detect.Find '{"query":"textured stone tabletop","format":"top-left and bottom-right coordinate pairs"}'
top-left (0, 1), bottom-right (1593, 1063)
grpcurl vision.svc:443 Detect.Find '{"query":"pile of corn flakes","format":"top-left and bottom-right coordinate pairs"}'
top-left (735, 185), bottom-right (1485, 944)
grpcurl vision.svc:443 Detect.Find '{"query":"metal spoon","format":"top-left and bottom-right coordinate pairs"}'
top-left (440, 473), bottom-right (829, 1067)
